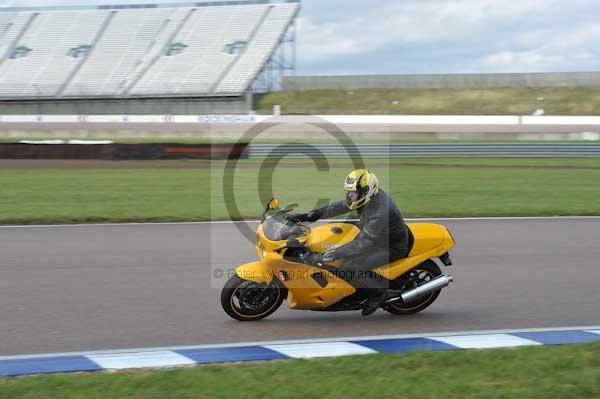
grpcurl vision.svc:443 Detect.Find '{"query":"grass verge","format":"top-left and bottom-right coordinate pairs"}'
top-left (1, 342), bottom-right (599, 399)
top-left (256, 86), bottom-right (600, 115)
top-left (1, 158), bottom-right (600, 224)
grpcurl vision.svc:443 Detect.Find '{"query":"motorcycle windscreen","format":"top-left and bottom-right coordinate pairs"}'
top-left (262, 212), bottom-right (305, 241)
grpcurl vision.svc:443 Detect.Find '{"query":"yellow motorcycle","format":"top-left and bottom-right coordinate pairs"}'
top-left (221, 199), bottom-right (456, 321)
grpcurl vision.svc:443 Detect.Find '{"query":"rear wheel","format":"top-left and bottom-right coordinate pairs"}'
top-left (383, 260), bottom-right (442, 315)
top-left (221, 275), bottom-right (285, 321)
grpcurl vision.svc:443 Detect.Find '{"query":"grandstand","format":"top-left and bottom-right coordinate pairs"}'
top-left (0, 1), bottom-right (299, 114)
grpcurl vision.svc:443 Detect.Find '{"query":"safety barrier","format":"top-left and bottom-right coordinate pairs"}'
top-left (1, 114), bottom-right (600, 125)
top-left (0, 142), bottom-right (248, 160)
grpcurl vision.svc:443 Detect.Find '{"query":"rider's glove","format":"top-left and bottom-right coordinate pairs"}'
top-left (288, 210), bottom-right (319, 223)
top-left (322, 250), bottom-right (336, 263)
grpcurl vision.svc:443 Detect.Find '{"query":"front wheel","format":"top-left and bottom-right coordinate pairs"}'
top-left (383, 260), bottom-right (443, 315)
top-left (221, 275), bottom-right (285, 321)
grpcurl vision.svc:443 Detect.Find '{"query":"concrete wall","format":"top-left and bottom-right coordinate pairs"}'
top-left (0, 96), bottom-right (251, 115)
top-left (283, 72), bottom-right (600, 90)
top-left (1, 115), bottom-right (599, 142)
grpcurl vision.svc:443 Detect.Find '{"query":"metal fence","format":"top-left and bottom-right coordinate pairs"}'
top-left (249, 143), bottom-right (600, 158)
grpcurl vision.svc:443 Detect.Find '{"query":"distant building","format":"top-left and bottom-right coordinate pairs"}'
top-left (0, 1), bottom-right (299, 114)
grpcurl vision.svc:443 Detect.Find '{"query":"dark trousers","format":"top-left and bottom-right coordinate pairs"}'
top-left (338, 247), bottom-right (408, 297)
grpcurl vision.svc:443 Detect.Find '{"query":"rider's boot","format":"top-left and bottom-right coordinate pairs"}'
top-left (361, 289), bottom-right (389, 316)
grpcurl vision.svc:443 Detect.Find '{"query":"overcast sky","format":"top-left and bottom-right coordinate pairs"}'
top-left (1, 0), bottom-right (598, 76)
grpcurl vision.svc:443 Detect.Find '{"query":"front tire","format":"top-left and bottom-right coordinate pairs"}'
top-left (383, 260), bottom-right (443, 315)
top-left (221, 275), bottom-right (285, 321)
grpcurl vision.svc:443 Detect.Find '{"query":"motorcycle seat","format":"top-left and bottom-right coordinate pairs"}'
top-left (406, 223), bottom-right (445, 257)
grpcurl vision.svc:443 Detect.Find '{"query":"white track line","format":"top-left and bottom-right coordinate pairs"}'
top-left (1, 216), bottom-right (600, 228)
top-left (2, 325), bottom-right (599, 361)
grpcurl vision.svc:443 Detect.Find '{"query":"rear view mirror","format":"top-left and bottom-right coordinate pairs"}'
top-left (267, 198), bottom-right (279, 211)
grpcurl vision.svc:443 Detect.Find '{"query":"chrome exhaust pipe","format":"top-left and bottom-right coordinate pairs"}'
top-left (387, 275), bottom-right (454, 304)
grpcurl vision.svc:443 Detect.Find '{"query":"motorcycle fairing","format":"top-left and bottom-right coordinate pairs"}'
top-left (236, 221), bottom-right (454, 311)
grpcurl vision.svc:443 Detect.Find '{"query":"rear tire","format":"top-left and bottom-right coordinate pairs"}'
top-left (383, 260), bottom-right (443, 315)
top-left (221, 275), bottom-right (285, 321)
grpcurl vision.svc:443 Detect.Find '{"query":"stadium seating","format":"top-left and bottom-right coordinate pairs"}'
top-left (130, 4), bottom-right (267, 96)
top-left (0, 1), bottom-right (299, 99)
top-left (216, 3), bottom-right (297, 94)
top-left (64, 9), bottom-right (176, 97)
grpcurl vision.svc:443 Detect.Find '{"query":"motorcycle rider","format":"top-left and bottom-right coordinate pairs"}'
top-left (290, 169), bottom-right (413, 316)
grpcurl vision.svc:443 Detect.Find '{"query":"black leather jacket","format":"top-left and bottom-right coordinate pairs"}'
top-left (306, 189), bottom-right (410, 259)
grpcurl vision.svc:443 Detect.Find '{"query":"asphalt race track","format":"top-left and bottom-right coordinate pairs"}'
top-left (1, 218), bottom-right (599, 356)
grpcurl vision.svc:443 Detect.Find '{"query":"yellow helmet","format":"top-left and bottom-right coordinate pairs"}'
top-left (344, 169), bottom-right (379, 210)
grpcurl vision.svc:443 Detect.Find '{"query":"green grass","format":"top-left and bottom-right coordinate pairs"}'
top-left (256, 86), bottom-right (600, 115)
top-left (2, 342), bottom-right (599, 399)
top-left (1, 158), bottom-right (600, 224)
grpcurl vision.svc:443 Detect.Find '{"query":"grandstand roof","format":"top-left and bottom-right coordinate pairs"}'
top-left (0, 1), bottom-right (299, 99)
